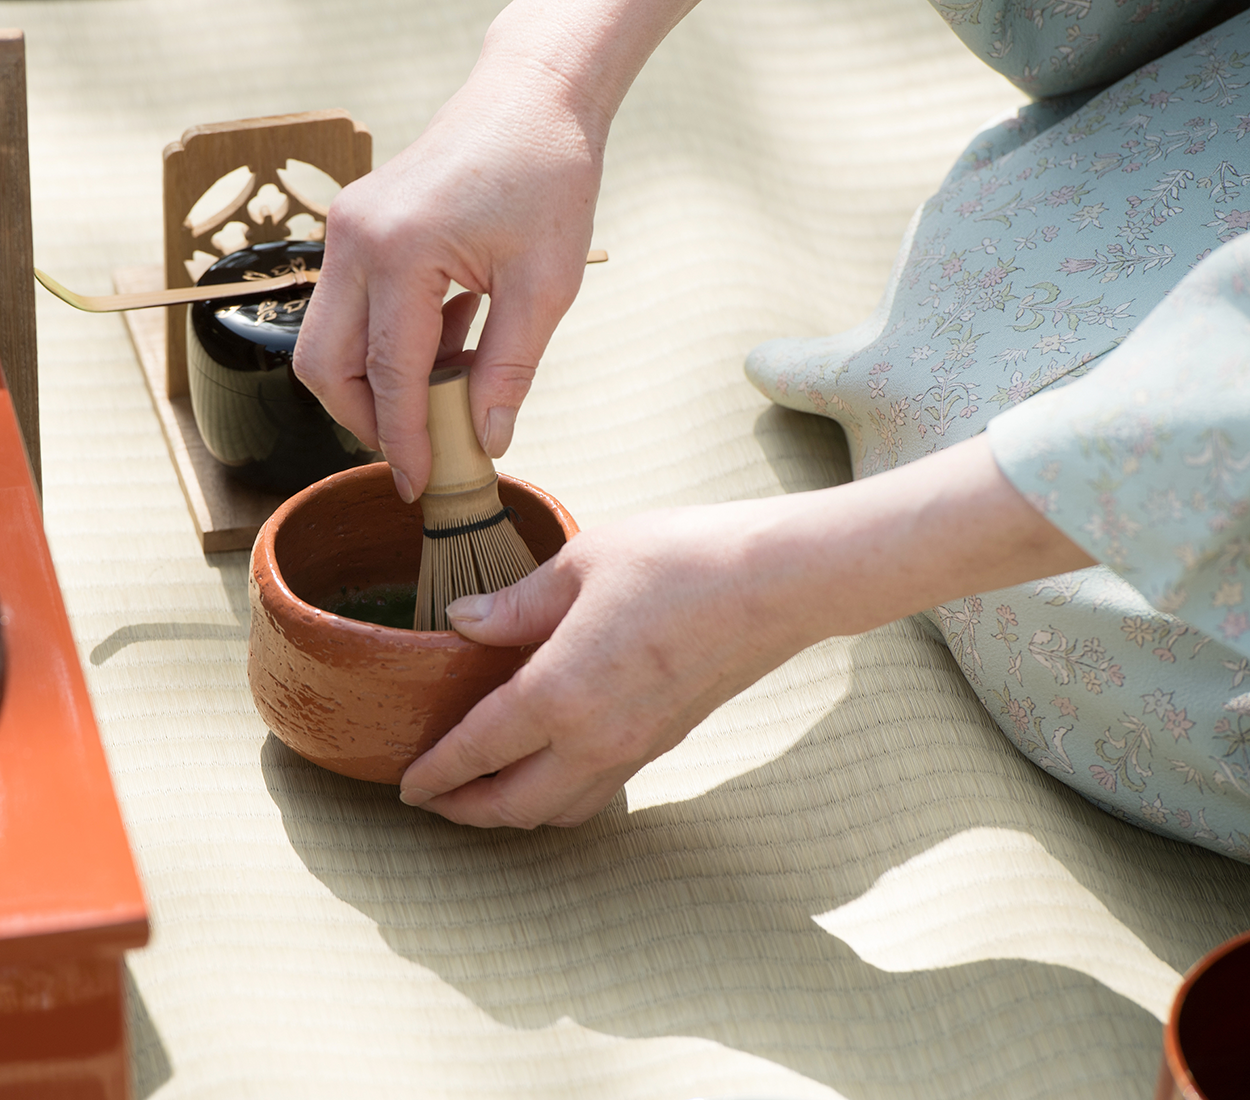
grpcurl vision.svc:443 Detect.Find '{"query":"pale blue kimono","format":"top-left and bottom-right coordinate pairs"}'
top-left (747, 1), bottom-right (1250, 860)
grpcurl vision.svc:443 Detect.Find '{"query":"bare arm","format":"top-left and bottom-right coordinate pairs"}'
top-left (399, 434), bottom-right (1095, 828)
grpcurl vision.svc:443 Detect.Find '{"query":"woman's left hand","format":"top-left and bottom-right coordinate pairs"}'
top-left (397, 435), bottom-right (1096, 828)
top-left (398, 500), bottom-right (807, 827)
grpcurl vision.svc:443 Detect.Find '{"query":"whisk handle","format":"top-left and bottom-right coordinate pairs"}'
top-left (424, 366), bottom-right (496, 496)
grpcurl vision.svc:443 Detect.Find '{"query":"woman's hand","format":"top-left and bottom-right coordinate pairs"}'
top-left (293, 0), bottom-right (701, 503)
top-left (397, 435), bottom-right (1097, 828)
top-left (293, 51), bottom-right (603, 502)
top-left (399, 501), bottom-right (813, 827)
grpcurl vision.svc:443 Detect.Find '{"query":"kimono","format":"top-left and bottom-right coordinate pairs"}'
top-left (746, 0), bottom-right (1250, 859)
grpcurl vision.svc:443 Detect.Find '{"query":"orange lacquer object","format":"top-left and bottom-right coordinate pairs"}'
top-left (0, 357), bottom-right (149, 1099)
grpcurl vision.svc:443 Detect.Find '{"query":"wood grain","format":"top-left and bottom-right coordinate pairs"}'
top-left (0, 30), bottom-right (38, 494)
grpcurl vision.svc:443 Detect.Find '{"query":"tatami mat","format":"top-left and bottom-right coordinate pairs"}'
top-left (12, 0), bottom-right (1250, 1097)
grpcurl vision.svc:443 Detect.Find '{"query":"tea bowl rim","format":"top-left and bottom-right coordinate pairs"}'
top-left (251, 461), bottom-right (576, 655)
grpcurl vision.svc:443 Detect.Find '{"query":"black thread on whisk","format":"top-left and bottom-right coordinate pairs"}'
top-left (422, 506), bottom-right (519, 540)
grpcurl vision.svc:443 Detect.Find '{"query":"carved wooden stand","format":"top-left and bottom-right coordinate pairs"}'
top-left (117, 110), bottom-right (371, 552)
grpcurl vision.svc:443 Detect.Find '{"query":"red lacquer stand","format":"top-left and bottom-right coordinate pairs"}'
top-left (0, 362), bottom-right (149, 1096)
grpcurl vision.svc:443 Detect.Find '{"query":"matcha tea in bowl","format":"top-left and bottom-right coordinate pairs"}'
top-left (247, 461), bottom-right (577, 784)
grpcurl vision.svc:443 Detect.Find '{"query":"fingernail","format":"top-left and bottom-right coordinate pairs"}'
top-left (399, 785), bottom-right (436, 807)
top-left (392, 467), bottom-right (415, 504)
top-left (446, 592), bottom-right (493, 626)
top-left (483, 406), bottom-right (517, 459)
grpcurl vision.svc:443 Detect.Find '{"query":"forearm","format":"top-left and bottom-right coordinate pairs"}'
top-left (477, 0), bottom-right (702, 143)
top-left (406, 434), bottom-right (1095, 827)
top-left (738, 434), bottom-right (1096, 650)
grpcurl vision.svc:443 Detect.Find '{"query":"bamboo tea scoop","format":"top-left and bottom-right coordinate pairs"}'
top-left (35, 266), bottom-right (320, 312)
top-left (35, 249), bottom-right (609, 313)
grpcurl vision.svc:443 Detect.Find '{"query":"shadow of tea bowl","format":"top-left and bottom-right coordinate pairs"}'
top-left (248, 461), bottom-right (577, 784)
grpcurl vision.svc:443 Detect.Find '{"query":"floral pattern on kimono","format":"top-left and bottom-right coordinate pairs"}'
top-left (746, 9), bottom-right (1250, 859)
top-left (929, 0), bottom-right (1248, 98)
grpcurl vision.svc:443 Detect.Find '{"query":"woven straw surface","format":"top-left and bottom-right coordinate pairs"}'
top-left (13, 0), bottom-right (1250, 1097)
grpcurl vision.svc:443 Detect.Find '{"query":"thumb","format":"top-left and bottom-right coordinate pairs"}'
top-left (446, 556), bottom-right (578, 646)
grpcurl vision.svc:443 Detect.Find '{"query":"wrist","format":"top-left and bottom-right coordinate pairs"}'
top-left (480, 0), bottom-right (699, 144)
top-left (733, 435), bottom-right (1096, 650)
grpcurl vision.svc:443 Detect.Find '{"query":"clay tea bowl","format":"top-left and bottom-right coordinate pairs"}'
top-left (248, 462), bottom-right (577, 783)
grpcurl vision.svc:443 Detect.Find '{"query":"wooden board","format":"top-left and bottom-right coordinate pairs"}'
top-left (115, 264), bottom-right (286, 552)
top-left (0, 30), bottom-right (38, 494)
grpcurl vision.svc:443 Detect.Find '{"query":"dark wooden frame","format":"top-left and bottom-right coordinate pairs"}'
top-left (0, 29), bottom-right (38, 494)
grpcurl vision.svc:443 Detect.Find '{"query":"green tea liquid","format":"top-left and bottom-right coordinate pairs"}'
top-left (324, 583), bottom-right (419, 630)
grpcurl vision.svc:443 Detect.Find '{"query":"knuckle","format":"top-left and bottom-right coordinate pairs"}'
top-left (447, 730), bottom-right (500, 779)
top-left (290, 347), bottom-right (326, 390)
top-left (494, 582), bottom-right (536, 632)
top-left (469, 355), bottom-right (534, 400)
top-left (364, 334), bottom-right (397, 379)
top-left (483, 361), bottom-right (537, 387)
top-left (372, 422), bottom-right (416, 468)
top-left (490, 797), bottom-right (542, 831)
top-left (481, 371), bottom-right (535, 411)
top-left (364, 345), bottom-right (409, 406)
top-left (324, 182), bottom-right (380, 242)
top-left (548, 278), bottom-right (581, 316)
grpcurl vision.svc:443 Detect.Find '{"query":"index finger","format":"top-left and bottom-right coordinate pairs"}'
top-left (293, 258), bottom-right (378, 449)
top-left (362, 273), bottom-right (448, 501)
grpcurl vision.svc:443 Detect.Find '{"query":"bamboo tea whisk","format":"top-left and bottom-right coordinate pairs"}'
top-left (413, 366), bottom-right (538, 631)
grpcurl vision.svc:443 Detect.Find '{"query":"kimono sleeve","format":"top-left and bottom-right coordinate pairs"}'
top-left (927, 0), bottom-right (1240, 98)
top-left (987, 235), bottom-right (1250, 658)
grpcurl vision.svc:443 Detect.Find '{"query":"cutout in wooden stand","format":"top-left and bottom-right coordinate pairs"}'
top-left (117, 109), bottom-right (371, 552)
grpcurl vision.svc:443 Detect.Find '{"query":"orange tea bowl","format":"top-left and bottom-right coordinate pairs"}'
top-left (248, 462), bottom-right (577, 783)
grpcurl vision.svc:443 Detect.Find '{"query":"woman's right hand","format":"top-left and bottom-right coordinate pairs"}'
top-left (293, 37), bottom-right (606, 502)
top-left (294, 0), bottom-right (702, 503)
